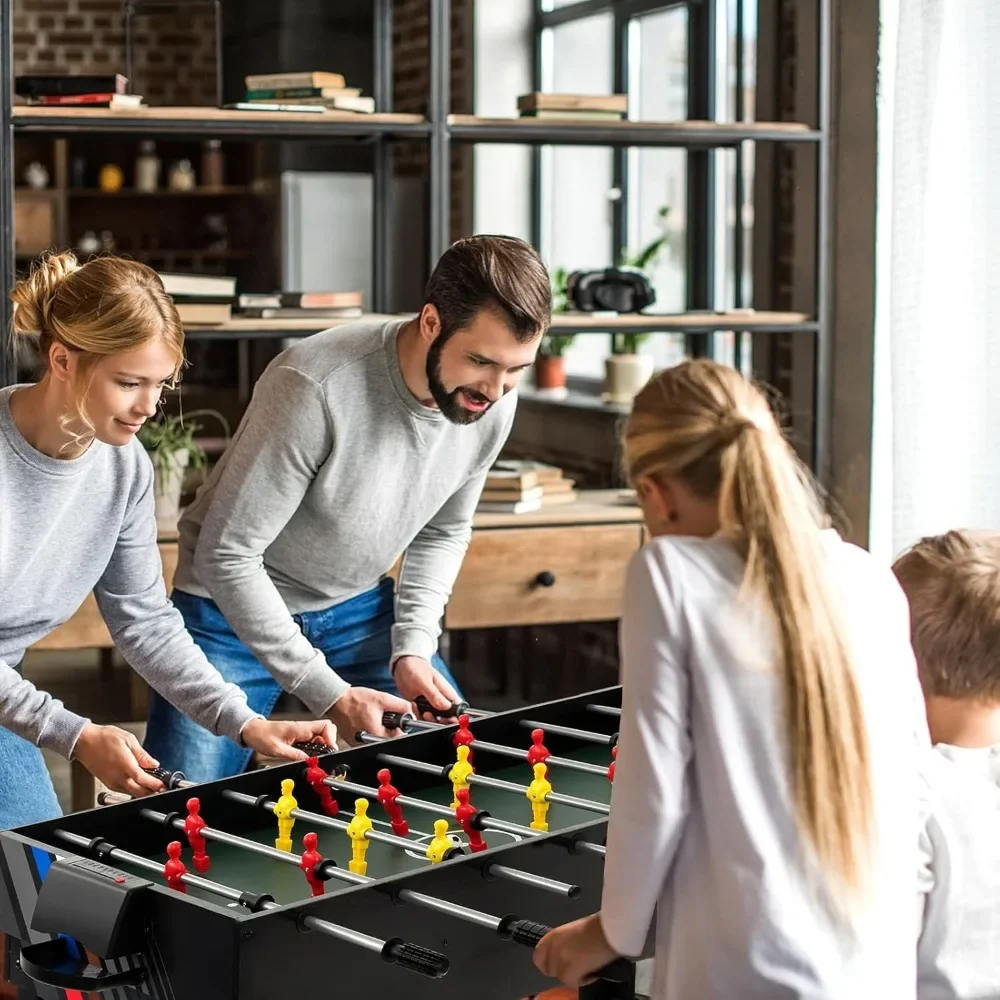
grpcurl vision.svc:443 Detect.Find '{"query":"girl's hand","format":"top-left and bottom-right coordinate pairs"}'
top-left (73, 723), bottom-right (165, 797)
top-left (240, 717), bottom-right (338, 760)
top-left (533, 913), bottom-right (620, 988)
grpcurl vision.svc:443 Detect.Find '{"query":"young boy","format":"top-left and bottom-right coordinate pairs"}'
top-left (893, 530), bottom-right (1000, 1000)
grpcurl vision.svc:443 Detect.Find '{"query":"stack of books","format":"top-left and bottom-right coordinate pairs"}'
top-left (159, 273), bottom-right (236, 325)
top-left (516, 92), bottom-right (627, 122)
top-left (14, 74), bottom-right (143, 109)
top-left (477, 460), bottom-right (578, 514)
top-left (235, 290), bottom-right (363, 321)
top-left (241, 71), bottom-right (375, 114)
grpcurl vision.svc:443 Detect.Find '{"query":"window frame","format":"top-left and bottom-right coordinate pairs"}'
top-left (531, 0), bottom-right (754, 381)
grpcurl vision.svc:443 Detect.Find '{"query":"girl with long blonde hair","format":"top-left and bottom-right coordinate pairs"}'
top-left (534, 360), bottom-right (928, 998)
top-left (0, 252), bottom-right (334, 828)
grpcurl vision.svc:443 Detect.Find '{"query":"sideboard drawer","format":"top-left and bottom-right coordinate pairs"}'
top-left (444, 524), bottom-right (643, 630)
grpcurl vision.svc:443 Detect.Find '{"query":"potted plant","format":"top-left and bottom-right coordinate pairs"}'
top-left (604, 330), bottom-right (654, 403)
top-left (137, 410), bottom-right (226, 523)
top-left (603, 205), bottom-right (671, 403)
top-left (534, 265), bottom-right (575, 391)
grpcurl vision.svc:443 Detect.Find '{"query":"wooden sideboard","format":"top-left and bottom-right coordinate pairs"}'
top-left (32, 490), bottom-right (645, 652)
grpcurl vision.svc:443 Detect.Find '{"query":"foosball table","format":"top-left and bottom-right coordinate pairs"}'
top-left (1, 686), bottom-right (647, 1000)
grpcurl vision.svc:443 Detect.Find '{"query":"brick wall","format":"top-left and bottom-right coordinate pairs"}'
top-left (13, 0), bottom-right (218, 106)
top-left (392, 0), bottom-right (473, 244)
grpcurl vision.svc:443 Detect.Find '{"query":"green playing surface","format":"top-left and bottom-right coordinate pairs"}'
top-left (119, 742), bottom-right (614, 909)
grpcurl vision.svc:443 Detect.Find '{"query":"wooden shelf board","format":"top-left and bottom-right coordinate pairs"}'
top-left (472, 490), bottom-right (643, 528)
top-left (13, 105), bottom-right (429, 139)
top-left (182, 310), bottom-right (815, 341)
top-left (447, 115), bottom-right (819, 146)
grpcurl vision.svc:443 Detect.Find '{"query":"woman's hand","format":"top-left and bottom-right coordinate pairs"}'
top-left (72, 723), bottom-right (165, 797)
top-left (532, 913), bottom-right (620, 988)
top-left (240, 717), bottom-right (338, 761)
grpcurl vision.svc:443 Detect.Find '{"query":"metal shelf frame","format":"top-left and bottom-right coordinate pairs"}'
top-left (0, 0), bottom-right (832, 475)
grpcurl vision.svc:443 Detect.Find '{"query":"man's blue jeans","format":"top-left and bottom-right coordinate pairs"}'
top-left (0, 723), bottom-right (63, 830)
top-left (143, 579), bottom-right (460, 783)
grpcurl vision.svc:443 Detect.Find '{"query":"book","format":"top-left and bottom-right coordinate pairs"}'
top-left (237, 291), bottom-right (363, 310)
top-left (519, 109), bottom-right (625, 121)
top-left (159, 273), bottom-right (237, 299)
top-left (245, 71), bottom-right (346, 91)
top-left (479, 485), bottom-right (544, 503)
top-left (246, 93), bottom-right (373, 113)
top-left (175, 302), bottom-right (232, 324)
top-left (476, 497), bottom-right (544, 514)
top-left (241, 307), bottom-right (364, 320)
top-left (516, 92), bottom-right (627, 113)
top-left (491, 459), bottom-right (565, 484)
top-left (15, 74), bottom-right (128, 98)
top-left (246, 87), bottom-right (361, 100)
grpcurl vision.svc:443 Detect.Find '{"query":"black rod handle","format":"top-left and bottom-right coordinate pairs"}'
top-left (381, 938), bottom-right (450, 978)
top-left (414, 695), bottom-right (470, 718)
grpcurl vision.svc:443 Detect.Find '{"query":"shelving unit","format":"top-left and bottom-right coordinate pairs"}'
top-left (0, 0), bottom-right (831, 471)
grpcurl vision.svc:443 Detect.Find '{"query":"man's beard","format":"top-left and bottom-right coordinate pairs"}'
top-left (426, 335), bottom-right (495, 425)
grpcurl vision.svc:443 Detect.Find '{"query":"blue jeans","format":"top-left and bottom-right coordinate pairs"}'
top-left (144, 579), bottom-right (460, 783)
top-left (0, 720), bottom-right (63, 831)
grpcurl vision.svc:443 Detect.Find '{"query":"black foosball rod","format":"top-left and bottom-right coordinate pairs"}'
top-left (380, 713), bottom-right (609, 777)
top-left (50, 829), bottom-right (449, 979)
top-left (220, 789), bottom-right (582, 898)
top-left (586, 704), bottom-right (622, 718)
top-left (361, 744), bottom-right (611, 816)
top-left (322, 773), bottom-right (608, 858)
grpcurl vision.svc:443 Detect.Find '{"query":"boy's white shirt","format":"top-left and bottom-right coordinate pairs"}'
top-left (917, 742), bottom-right (1000, 1000)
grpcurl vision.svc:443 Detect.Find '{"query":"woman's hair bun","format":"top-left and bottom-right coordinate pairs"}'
top-left (10, 251), bottom-right (81, 337)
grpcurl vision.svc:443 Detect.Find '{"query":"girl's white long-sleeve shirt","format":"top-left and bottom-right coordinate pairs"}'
top-left (600, 532), bottom-right (930, 1000)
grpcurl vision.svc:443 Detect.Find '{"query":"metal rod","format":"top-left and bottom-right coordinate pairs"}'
top-left (53, 831), bottom-right (392, 957)
top-left (375, 752), bottom-right (610, 816)
top-left (392, 718), bottom-right (609, 776)
top-left (223, 791), bottom-right (579, 898)
top-left (518, 720), bottom-right (615, 746)
top-left (486, 864), bottom-right (578, 897)
top-left (0, 0), bottom-right (15, 389)
top-left (222, 790), bottom-right (424, 854)
top-left (371, 0), bottom-right (393, 313)
top-left (814, 0), bottom-right (833, 483)
top-left (428, 0), bottom-right (451, 262)
top-left (586, 705), bottom-right (622, 718)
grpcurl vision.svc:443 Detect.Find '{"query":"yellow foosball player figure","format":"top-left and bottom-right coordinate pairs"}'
top-left (346, 798), bottom-right (373, 875)
top-left (449, 745), bottom-right (474, 808)
top-left (426, 819), bottom-right (453, 864)
top-left (526, 761), bottom-right (552, 831)
top-left (274, 778), bottom-right (298, 852)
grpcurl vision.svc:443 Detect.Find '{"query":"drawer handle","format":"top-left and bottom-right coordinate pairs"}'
top-left (534, 571), bottom-right (556, 588)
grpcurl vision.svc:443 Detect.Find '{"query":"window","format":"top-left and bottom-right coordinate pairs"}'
top-left (533, 0), bottom-right (756, 382)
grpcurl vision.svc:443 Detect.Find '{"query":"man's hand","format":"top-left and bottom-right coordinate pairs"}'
top-left (532, 913), bottom-right (620, 988)
top-left (240, 718), bottom-right (338, 761)
top-left (392, 656), bottom-right (460, 721)
top-left (326, 687), bottom-right (414, 742)
top-left (73, 723), bottom-right (165, 798)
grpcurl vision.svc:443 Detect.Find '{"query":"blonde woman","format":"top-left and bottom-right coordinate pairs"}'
top-left (534, 361), bottom-right (929, 998)
top-left (0, 252), bottom-right (335, 829)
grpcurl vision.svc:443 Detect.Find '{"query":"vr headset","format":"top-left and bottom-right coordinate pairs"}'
top-left (565, 267), bottom-right (656, 313)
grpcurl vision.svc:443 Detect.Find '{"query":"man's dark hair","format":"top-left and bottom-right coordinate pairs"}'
top-left (424, 235), bottom-right (551, 342)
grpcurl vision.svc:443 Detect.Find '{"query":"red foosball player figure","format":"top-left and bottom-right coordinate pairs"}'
top-left (163, 841), bottom-right (187, 893)
top-left (453, 714), bottom-right (475, 765)
top-left (454, 786), bottom-right (487, 853)
top-left (305, 757), bottom-right (339, 816)
top-left (376, 768), bottom-right (409, 836)
top-left (526, 728), bottom-right (550, 779)
top-left (183, 797), bottom-right (210, 873)
top-left (299, 832), bottom-right (325, 897)
top-left (607, 745), bottom-right (617, 783)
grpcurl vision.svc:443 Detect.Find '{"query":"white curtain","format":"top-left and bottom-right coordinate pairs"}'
top-left (869, 0), bottom-right (1000, 562)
